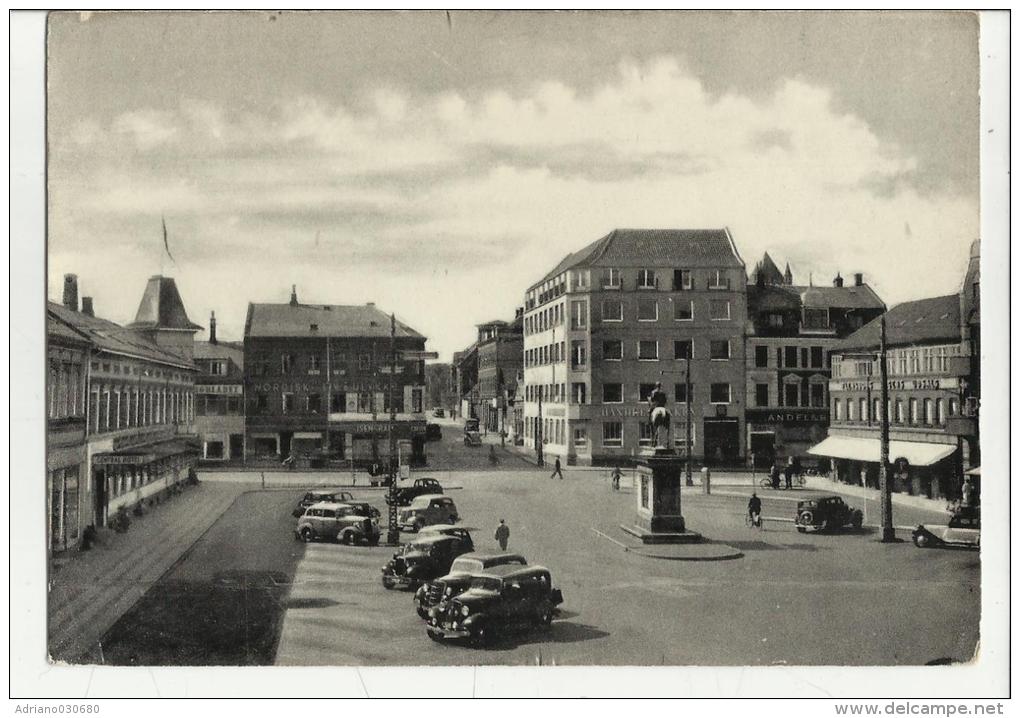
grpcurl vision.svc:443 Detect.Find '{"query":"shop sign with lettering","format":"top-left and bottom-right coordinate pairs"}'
top-left (198, 384), bottom-right (243, 395)
top-left (745, 409), bottom-right (829, 426)
top-left (832, 377), bottom-right (959, 393)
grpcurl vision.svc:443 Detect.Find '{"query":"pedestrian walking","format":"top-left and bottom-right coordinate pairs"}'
top-left (961, 476), bottom-right (975, 508)
top-left (494, 519), bottom-right (510, 551)
top-left (784, 457), bottom-right (795, 489)
top-left (611, 466), bottom-right (622, 492)
top-left (550, 457), bottom-right (564, 480)
top-left (747, 492), bottom-right (763, 528)
top-left (770, 461), bottom-right (781, 490)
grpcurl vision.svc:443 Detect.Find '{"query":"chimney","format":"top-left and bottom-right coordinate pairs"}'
top-left (209, 311), bottom-right (217, 344)
top-left (853, 272), bottom-right (863, 287)
top-left (63, 274), bottom-right (79, 311)
top-left (81, 297), bottom-right (94, 317)
top-left (289, 285), bottom-right (298, 306)
top-left (833, 273), bottom-right (844, 288)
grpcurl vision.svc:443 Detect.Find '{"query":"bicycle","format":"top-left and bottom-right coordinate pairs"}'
top-left (744, 512), bottom-right (764, 530)
top-left (758, 474), bottom-right (806, 489)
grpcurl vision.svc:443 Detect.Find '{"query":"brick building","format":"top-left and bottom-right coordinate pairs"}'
top-left (476, 310), bottom-right (524, 436)
top-left (744, 255), bottom-right (885, 468)
top-left (243, 287), bottom-right (430, 467)
top-left (522, 228), bottom-right (748, 466)
top-left (811, 241), bottom-right (981, 500)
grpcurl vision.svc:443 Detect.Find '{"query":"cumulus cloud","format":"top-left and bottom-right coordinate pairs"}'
top-left (48, 56), bottom-right (976, 358)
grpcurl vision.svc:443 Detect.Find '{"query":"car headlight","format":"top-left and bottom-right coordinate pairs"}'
top-left (445, 587), bottom-right (452, 596)
top-left (461, 605), bottom-right (470, 616)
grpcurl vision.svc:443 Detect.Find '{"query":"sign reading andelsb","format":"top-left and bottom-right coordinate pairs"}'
top-left (745, 409), bottom-right (829, 426)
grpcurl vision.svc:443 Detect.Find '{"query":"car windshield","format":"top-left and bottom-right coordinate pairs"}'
top-left (469, 577), bottom-right (502, 592)
top-left (407, 542), bottom-right (433, 555)
top-left (450, 558), bottom-right (481, 573)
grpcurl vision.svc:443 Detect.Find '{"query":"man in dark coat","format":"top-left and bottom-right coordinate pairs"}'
top-left (770, 462), bottom-right (782, 489)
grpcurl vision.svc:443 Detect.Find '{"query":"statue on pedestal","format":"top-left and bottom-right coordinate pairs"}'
top-left (647, 381), bottom-right (671, 450)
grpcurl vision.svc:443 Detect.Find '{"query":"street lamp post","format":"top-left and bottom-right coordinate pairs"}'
top-left (877, 314), bottom-right (894, 542)
top-left (386, 314), bottom-right (400, 546)
top-left (684, 353), bottom-right (693, 486)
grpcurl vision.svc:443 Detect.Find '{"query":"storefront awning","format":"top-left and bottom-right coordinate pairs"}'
top-left (808, 436), bottom-right (956, 467)
top-left (93, 438), bottom-right (201, 466)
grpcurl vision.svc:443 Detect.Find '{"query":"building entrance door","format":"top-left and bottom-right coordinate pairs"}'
top-left (229, 434), bottom-right (244, 460)
top-left (280, 431), bottom-right (293, 458)
top-left (750, 432), bottom-right (776, 469)
top-left (703, 418), bottom-right (740, 466)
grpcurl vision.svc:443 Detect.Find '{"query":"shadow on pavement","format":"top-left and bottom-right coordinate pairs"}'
top-left (472, 621), bottom-right (611, 652)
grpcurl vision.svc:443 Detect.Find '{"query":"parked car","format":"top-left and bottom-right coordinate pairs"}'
top-left (381, 532), bottom-right (474, 590)
top-left (415, 552), bottom-right (527, 618)
top-left (294, 502), bottom-right (381, 545)
top-left (385, 477), bottom-right (444, 507)
top-left (425, 564), bottom-right (563, 645)
top-left (292, 490), bottom-right (356, 517)
top-left (426, 424), bottom-right (443, 442)
top-left (344, 501), bottom-right (382, 520)
top-left (433, 408), bottom-right (445, 418)
top-left (913, 507), bottom-right (980, 549)
top-left (399, 495), bottom-right (459, 532)
top-left (795, 495), bottom-right (863, 532)
top-left (417, 524), bottom-right (475, 547)
top-left (463, 431), bottom-right (482, 446)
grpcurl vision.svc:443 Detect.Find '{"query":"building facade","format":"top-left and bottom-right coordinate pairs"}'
top-left (811, 242), bottom-right (980, 500)
top-left (243, 288), bottom-right (431, 467)
top-left (476, 311), bottom-right (524, 436)
top-left (744, 256), bottom-right (885, 468)
top-left (48, 274), bottom-right (201, 542)
top-left (194, 311), bottom-right (245, 462)
top-left (451, 344), bottom-right (479, 421)
top-left (522, 228), bottom-right (748, 466)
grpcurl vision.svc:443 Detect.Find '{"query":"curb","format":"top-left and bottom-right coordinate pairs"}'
top-left (590, 528), bottom-right (744, 562)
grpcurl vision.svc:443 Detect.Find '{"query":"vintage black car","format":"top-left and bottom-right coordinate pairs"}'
top-left (381, 531), bottom-right (474, 590)
top-left (913, 507), bottom-right (980, 549)
top-left (414, 551), bottom-right (527, 618)
top-left (385, 477), bottom-right (444, 507)
top-left (292, 490), bottom-right (355, 517)
top-left (795, 495), bottom-right (863, 532)
top-left (426, 564), bottom-right (563, 645)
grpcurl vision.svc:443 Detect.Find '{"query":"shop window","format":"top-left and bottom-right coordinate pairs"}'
top-left (205, 441), bottom-right (225, 460)
top-left (602, 422), bottom-right (623, 447)
top-left (674, 300), bottom-right (693, 321)
top-left (754, 345), bottom-right (769, 368)
top-left (710, 383), bottom-right (731, 404)
top-left (603, 340), bottom-right (623, 361)
top-left (602, 383), bottom-right (623, 404)
top-left (638, 340), bottom-right (658, 360)
top-left (708, 299), bottom-right (730, 320)
top-left (602, 299), bottom-right (623, 322)
top-left (755, 384), bottom-right (769, 407)
top-left (638, 299), bottom-right (658, 321)
top-left (710, 340), bottom-right (730, 360)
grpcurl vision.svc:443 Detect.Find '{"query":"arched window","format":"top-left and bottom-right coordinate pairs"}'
top-left (935, 399), bottom-right (944, 425)
top-left (923, 398), bottom-right (933, 425)
top-left (859, 399), bottom-right (868, 422)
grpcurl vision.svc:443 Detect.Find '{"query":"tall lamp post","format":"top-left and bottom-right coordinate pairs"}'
top-left (387, 314), bottom-right (399, 546)
top-left (684, 350), bottom-right (693, 486)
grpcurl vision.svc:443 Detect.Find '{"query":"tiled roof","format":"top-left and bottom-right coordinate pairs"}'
top-left (127, 276), bottom-right (203, 331)
top-left (535, 228), bottom-right (741, 286)
top-left (795, 284), bottom-right (885, 310)
top-left (840, 294), bottom-right (961, 351)
top-left (48, 302), bottom-right (195, 369)
top-left (194, 340), bottom-right (245, 368)
top-left (747, 285), bottom-right (802, 312)
top-left (47, 313), bottom-right (91, 346)
top-left (245, 302), bottom-right (425, 340)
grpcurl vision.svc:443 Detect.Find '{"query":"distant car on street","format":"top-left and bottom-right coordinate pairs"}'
top-left (913, 508), bottom-right (980, 549)
top-left (294, 502), bottom-right (381, 545)
top-left (463, 431), bottom-right (482, 446)
top-left (386, 477), bottom-right (444, 507)
top-left (399, 495), bottom-right (459, 532)
top-left (292, 490), bottom-right (356, 517)
top-left (415, 551), bottom-right (528, 618)
top-left (425, 564), bottom-right (564, 645)
top-left (433, 408), bottom-right (445, 418)
top-left (381, 532), bottom-right (474, 590)
top-left (795, 495), bottom-right (863, 533)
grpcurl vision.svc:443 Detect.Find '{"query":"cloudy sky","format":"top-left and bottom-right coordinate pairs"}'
top-left (47, 11), bottom-right (979, 361)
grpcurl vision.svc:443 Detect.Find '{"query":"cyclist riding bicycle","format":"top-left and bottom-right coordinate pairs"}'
top-left (747, 492), bottom-right (762, 528)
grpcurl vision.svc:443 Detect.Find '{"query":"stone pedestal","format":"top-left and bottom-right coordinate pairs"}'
top-left (620, 448), bottom-right (702, 544)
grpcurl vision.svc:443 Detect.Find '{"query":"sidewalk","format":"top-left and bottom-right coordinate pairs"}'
top-left (48, 482), bottom-right (246, 663)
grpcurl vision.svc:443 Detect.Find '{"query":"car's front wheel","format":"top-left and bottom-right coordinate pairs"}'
top-left (851, 511), bottom-right (864, 529)
top-left (300, 527), bottom-right (314, 543)
top-left (342, 531), bottom-right (356, 546)
top-left (913, 533), bottom-right (930, 548)
top-left (382, 575), bottom-right (396, 589)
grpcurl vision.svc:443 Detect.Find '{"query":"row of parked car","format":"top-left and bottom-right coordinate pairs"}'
top-left (380, 524), bottom-right (564, 646)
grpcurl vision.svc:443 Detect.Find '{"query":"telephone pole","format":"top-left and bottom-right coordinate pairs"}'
top-left (878, 314), bottom-right (895, 542)
top-left (387, 313), bottom-right (399, 546)
top-left (685, 352), bottom-right (693, 485)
